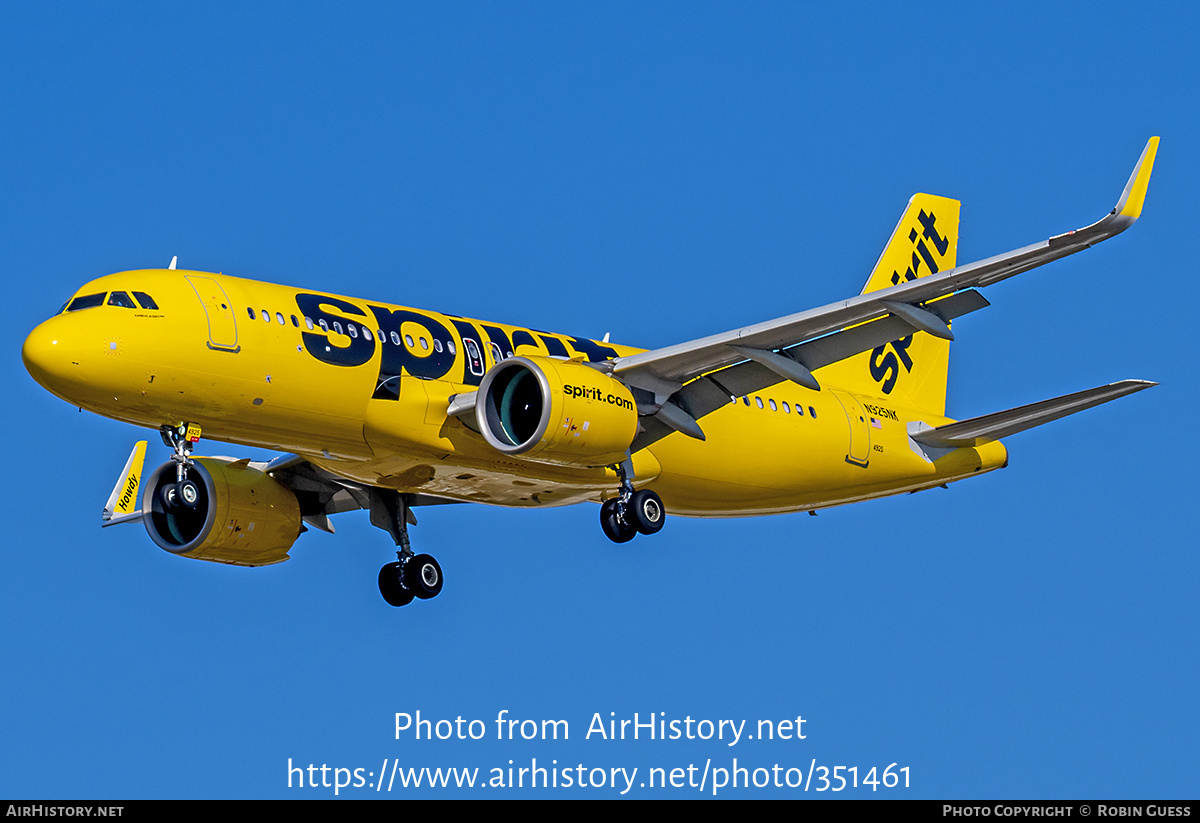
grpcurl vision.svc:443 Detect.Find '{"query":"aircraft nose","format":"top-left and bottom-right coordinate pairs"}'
top-left (22, 317), bottom-right (78, 397)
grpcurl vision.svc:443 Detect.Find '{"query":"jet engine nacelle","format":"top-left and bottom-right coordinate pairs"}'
top-left (476, 355), bottom-right (638, 467)
top-left (142, 457), bottom-right (302, 566)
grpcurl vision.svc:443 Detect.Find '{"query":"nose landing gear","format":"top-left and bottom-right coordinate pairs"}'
top-left (158, 423), bottom-right (202, 510)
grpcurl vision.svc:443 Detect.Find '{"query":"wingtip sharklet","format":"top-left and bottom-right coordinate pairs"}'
top-left (102, 440), bottom-right (147, 524)
top-left (1114, 136), bottom-right (1159, 221)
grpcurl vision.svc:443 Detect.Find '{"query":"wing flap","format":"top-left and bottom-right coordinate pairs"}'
top-left (266, 455), bottom-right (467, 522)
top-left (629, 289), bottom-right (990, 451)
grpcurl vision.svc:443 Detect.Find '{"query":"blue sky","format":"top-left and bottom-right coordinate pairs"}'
top-left (2, 3), bottom-right (1196, 798)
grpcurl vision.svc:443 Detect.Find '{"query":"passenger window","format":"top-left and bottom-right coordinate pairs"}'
top-left (769, 399), bottom-right (777, 412)
top-left (305, 317), bottom-right (314, 330)
top-left (755, 397), bottom-right (764, 409)
top-left (742, 397), bottom-right (749, 406)
top-left (433, 339), bottom-right (443, 353)
top-left (107, 291), bottom-right (137, 308)
top-left (363, 328), bottom-right (373, 342)
top-left (262, 308), bottom-right (270, 322)
top-left (132, 291), bottom-right (159, 310)
top-left (783, 402), bottom-right (791, 414)
top-left (319, 319), bottom-right (329, 332)
top-left (290, 315), bottom-right (299, 327)
top-left (333, 321), bottom-right (344, 335)
top-left (448, 339), bottom-right (457, 355)
top-left (419, 337), bottom-right (429, 350)
top-left (404, 334), bottom-right (414, 347)
top-left (391, 331), bottom-right (401, 345)
top-left (248, 307), bottom-right (256, 320)
top-left (348, 324), bottom-right (358, 338)
top-left (276, 312), bottom-right (285, 325)
top-left (67, 293), bottom-right (105, 311)
top-left (809, 406), bottom-right (817, 418)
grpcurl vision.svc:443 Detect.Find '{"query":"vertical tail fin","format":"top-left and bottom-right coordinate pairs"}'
top-left (817, 193), bottom-right (960, 416)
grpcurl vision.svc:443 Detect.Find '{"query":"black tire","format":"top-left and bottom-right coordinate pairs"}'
top-left (600, 498), bottom-right (618, 522)
top-left (405, 554), bottom-right (444, 599)
top-left (600, 499), bottom-right (636, 543)
top-left (378, 562), bottom-right (414, 607)
top-left (629, 489), bottom-right (665, 535)
top-left (177, 478), bottom-right (201, 509)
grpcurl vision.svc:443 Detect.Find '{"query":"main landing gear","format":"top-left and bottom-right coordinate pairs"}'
top-left (600, 460), bottom-right (666, 544)
top-left (378, 554), bottom-right (443, 607)
top-left (158, 422), bottom-right (202, 511)
top-left (371, 490), bottom-right (444, 607)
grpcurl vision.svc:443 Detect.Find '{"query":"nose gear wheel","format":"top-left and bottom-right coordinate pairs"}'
top-left (157, 423), bottom-right (201, 512)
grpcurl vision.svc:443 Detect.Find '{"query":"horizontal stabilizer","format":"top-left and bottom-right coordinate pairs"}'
top-left (910, 380), bottom-right (1156, 448)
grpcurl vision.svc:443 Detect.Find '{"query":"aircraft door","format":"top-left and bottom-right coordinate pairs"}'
top-left (185, 275), bottom-right (240, 352)
top-left (462, 337), bottom-right (485, 377)
top-left (831, 390), bottom-right (871, 468)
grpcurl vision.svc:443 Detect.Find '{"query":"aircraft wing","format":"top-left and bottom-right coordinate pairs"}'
top-left (101, 444), bottom-right (466, 534)
top-left (261, 454), bottom-right (463, 534)
top-left (613, 138), bottom-right (1159, 441)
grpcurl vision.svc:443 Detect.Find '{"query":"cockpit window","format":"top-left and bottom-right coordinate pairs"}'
top-left (108, 291), bottom-right (137, 309)
top-left (67, 293), bottom-right (105, 312)
top-left (133, 292), bottom-right (159, 310)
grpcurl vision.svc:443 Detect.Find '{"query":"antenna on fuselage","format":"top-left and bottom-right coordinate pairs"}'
top-left (602, 332), bottom-right (610, 343)
top-left (168, 256), bottom-right (177, 270)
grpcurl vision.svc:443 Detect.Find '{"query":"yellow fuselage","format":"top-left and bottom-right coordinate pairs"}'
top-left (22, 269), bottom-right (1007, 516)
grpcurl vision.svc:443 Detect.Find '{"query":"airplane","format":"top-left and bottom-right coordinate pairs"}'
top-left (22, 137), bottom-right (1159, 607)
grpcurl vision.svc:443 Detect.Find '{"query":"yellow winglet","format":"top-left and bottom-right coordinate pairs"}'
top-left (1114, 136), bottom-right (1159, 220)
top-left (102, 440), bottom-right (147, 523)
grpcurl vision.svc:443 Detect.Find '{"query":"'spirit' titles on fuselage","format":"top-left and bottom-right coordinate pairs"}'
top-left (292, 291), bottom-right (622, 397)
